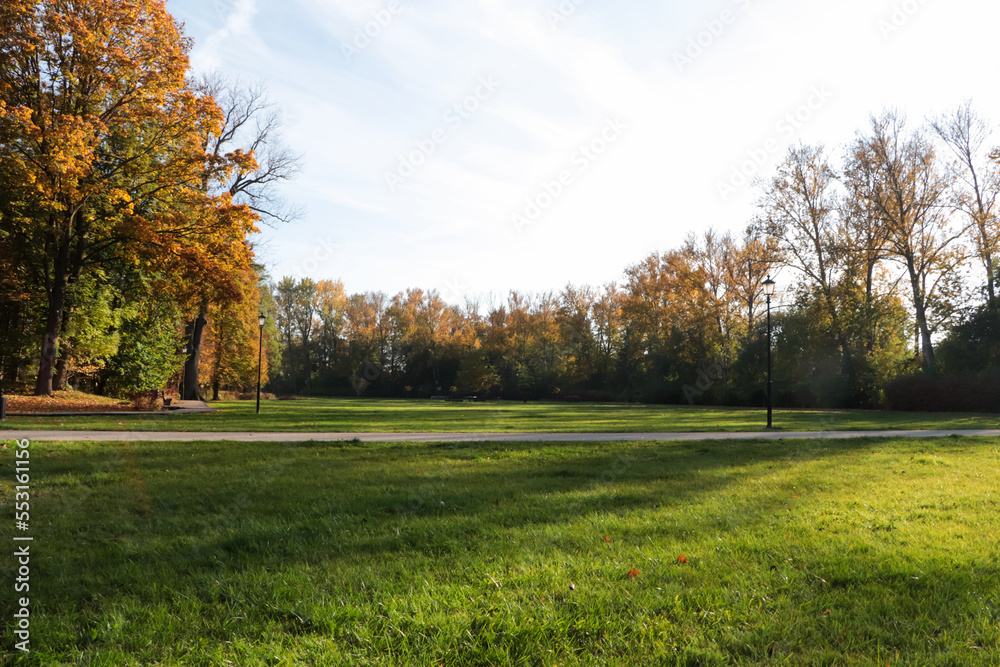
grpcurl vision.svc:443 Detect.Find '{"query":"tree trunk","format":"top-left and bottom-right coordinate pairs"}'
top-left (182, 312), bottom-right (209, 400)
top-left (34, 272), bottom-right (68, 396)
top-left (53, 338), bottom-right (73, 391)
top-left (906, 263), bottom-right (937, 371)
top-left (212, 380), bottom-right (220, 401)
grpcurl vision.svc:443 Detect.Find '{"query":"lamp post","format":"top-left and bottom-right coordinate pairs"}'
top-left (763, 276), bottom-right (776, 429)
top-left (256, 313), bottom-right (266, 415)
top-left (179, 344), bottom-right (189, 402)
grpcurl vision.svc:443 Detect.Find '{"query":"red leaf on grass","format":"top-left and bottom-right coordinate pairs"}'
top-left (626, 569), bottom-right (639, 578)
top-left (678, 554), bottom-right (688, 563)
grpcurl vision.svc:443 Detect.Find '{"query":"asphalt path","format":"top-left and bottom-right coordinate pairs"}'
top-left (3, 429), bottom-right (1000, 442)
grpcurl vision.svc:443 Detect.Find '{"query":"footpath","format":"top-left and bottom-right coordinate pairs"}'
top-left (2, 429), bottom-right (1000, 443)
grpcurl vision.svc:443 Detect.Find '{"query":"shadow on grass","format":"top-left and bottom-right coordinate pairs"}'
top-left (9, 435), bottom-right (1000, 662)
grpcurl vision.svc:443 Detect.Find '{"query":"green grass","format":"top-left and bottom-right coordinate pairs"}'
top-left (2, 397), bottom-right (1000, 432)
top-left (3, 435), bottom-right (1000, 665)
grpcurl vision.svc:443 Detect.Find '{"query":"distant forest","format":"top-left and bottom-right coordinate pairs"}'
top-left (259, 106), bottom-right (1000, 412)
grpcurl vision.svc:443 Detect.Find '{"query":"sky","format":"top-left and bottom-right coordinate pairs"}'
top-left (165, 0), bottom-right (1000, 304)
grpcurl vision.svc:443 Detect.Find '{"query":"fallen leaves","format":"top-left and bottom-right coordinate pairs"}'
top-left (626, 569), bottom-right (639, 579)
top-left (7, 391), bottom-right (134, 413)
top-left (678, 554), bottom-right (688, 564)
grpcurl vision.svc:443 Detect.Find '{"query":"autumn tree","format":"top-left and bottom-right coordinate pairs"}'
top-left (556, 284), bottom-right (596, 387)
top-left (591, 283), bottom-right (624, 383)
top-left (199, 264), bottom-right (269, 399)
top-left (718, 223), bottom-right (780, 337)
top-left (178, 74), bottom-right (301, 397)
top-left (0, 0), bottom-right (256, 395)
top-left (848, 111), bottom-right (964, 370)
top-left (758, 143), bottom-right (866, 396)
top-left (314, 279), bottom-right (348, 383)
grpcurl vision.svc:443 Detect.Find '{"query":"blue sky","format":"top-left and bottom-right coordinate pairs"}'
top-left (166, 0), bottom-right (1000, 303)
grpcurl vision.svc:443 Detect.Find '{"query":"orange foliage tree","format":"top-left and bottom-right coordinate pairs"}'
top-left (0, 0), bottom-right (257, 395)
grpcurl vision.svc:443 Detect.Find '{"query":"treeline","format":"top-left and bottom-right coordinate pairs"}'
top-left (268, 106), bottom-right (1000, 410)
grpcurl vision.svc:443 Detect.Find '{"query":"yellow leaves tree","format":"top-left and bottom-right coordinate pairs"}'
top-left (0, 0), bottom-right (257, 395)
top-left (199, 265), bottom-right (269, 399)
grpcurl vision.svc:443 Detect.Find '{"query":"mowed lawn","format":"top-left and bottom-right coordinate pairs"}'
top-left (3, 435), bottom-right (999, 665)
top-left (3, 397), bottom-right (1000, 432)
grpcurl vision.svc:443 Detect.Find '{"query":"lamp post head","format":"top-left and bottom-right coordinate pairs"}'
top-left (762, 276), bottom-right (776, 297)
top-left (259, 314), bottom-right (266, 328)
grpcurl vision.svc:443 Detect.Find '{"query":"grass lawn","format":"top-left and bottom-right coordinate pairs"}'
top-left (2, 397), bottom-right (1000, 432)
top-left (3, 434), bottom-right (999, 665)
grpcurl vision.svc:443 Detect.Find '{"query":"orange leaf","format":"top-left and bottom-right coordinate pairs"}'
top-left (678, 554), bottom-right (688, 563)
top-left (626, 569), bottom-right (639, 579)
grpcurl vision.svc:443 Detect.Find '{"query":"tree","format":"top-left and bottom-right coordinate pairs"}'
top-left (725, 223), bottom-right (781, 335)
top-left (455, 347), bottom-right (499, 395)
top-left (178, 74), bottom-right (302, 396)
top-left (314, 279), bottom-right (348, 383)
top-left (759, 144), bottom-right (860, 388)
top-left (848, 111), bottom-right (964, 370)
top-left (930, 102), bottom-right (1000, 306)
top-left (272, 277), bottom-right (317, 393)
top-left (101, 299), bottom-right (184, 398)
top-left (200, 264), bottom-right (269, 399)
top-left (192, 72), bottom-right (303, 226)
top-left (0, 0), bottom-right (256, 395)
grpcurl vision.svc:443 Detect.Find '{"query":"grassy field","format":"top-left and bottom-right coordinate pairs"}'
top-left (2, 434), bottom-right (999, 665)
top-left (2, 396), bottom-right (1000, 432)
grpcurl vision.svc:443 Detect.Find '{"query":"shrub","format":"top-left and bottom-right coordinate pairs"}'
top-left (884, 369), bottom-right (1000, 412)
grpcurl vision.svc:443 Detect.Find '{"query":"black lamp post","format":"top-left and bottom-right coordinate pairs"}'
top-left (256, 313), bottom-right (266, 415)
top-left (179, 344), bottom-right (189, 402)
top-left (763, 276), bottom-right (776, 429)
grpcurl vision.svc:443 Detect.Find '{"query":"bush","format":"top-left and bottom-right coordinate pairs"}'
top-left (130, 390), bottom-right (163, 411)
top-left (102, 303), bottom-right (184, 398)
top-left (884, 369), bottom-right (1000, 412)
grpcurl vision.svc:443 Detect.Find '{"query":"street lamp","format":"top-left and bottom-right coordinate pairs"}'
top-left (256, 314), bottom-right (266, 415)
top-left (179, 344), bottom-right (189, 402)
top-left (762, 276), bottom-right (776, 429)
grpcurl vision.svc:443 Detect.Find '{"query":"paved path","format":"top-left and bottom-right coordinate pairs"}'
top-left (3, 429), bottom-right (1000, 443)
